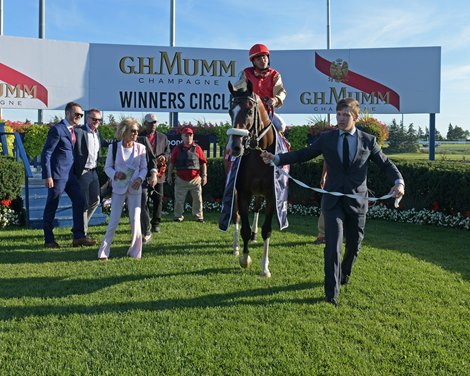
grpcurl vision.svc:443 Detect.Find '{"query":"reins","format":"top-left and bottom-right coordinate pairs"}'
top-left (228, 94), bottom-right (274, 154)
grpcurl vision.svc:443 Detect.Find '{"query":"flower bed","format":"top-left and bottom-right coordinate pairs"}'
top-left (0, 200), bottom-right (20, 228)
top-left (161, 199), bottom-right (470, 231)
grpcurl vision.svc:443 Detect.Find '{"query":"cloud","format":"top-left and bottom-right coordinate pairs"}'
top-left (332, 6), bottom-right (441, 48)
top-left (441, 64), bottom-right (470, 93)
top-left (443, 25), bottom-right (470, 51)
top-left (443, 64), bottom-right (470, 81)
top-left (265, 32), bottom-right (327, 50)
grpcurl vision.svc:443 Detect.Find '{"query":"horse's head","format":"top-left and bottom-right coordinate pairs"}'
top-left (227, 80), bottom-right (257, 157)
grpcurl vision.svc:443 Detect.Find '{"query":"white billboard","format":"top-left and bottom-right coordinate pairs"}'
top-left (0, 36), bottom-right (89, 110)
top-left (0, 36), bottom-right (441, 114)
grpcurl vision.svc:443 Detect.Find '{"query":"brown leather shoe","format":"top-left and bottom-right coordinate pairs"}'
top-left (44, 241), bottom-right (61, 249)
top-left (313, 237), bottom-right (325, 245)
top-left (72, 237), bottom-right (97, 247)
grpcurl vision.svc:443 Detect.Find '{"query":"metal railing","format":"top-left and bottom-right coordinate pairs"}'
top-left (0, 122), bottom-right (33, 226)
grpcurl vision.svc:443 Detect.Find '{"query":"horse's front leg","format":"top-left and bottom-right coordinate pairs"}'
top-left (251, 211), bottom-right (260, 242)
top-left (233, 214), bottom-right (240, 256)
top-left (260, 197), bottom-right (275, 278)
top-left (250, 196), bottom-right (263, 242)
top-left (238, 193), bottom-right (253, 269)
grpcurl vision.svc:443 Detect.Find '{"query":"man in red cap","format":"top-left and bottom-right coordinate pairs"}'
top-left (167, 127), bottom-right (208, 223)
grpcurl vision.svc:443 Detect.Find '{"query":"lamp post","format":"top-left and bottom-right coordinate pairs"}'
top-left (38, 0), bottom-right (45, 124)
top-left (0, 0), bottom-right (3, 120)
top-left (169, 0), bottom-right (178, 127)
top-left (326, 0), bottom-right (331, 125)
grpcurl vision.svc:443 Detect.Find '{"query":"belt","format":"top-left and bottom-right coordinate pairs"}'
top-left (83, 167), bottom-right (97, 173)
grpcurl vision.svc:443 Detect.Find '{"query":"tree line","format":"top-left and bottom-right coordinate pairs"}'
top-left (387, 120), bottom-right (470, 153)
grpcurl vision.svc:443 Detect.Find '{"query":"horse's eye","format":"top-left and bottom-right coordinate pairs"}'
top-left (247, 110), bottom-right (253, 115)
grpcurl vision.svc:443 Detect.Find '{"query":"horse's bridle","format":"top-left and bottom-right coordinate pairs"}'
top-left (227, 94), bottom-right (274, 153)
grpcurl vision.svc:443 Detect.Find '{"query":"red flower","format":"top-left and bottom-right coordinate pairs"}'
top-left (1, 199), bottom-right (12, 207)
top-left (431, 201), bottom-right (440, 212)
top-left (465, 211), bottom-right (470, 219)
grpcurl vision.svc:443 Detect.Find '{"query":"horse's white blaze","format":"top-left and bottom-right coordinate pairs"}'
top-left (230, 104), bottom-right (240, 127)
top-left (261, 238), bottom-right (271, 278)
top-left (251, 212), bottom-right (259, 235)
top-left (233, 223), bottom-right (240, 256)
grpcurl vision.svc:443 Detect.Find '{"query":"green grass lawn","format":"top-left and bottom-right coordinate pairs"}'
top-left (387, 143), bottom-right (470, 161)
top-left (0, 213), bottom-right (469, 375)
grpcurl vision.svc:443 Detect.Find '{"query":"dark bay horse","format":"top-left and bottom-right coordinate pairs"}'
top-left (227, 80), bottom-right (276, 277)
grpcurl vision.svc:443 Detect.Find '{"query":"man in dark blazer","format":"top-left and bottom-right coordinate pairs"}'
top-left (41, 102), bottom-right (97, 248)
top-left (261, 98), bottom-right (405, 306)
top-left (73, 108), bottom-right (103, 236)
top-left (138, 113), bottom-right (170, 243)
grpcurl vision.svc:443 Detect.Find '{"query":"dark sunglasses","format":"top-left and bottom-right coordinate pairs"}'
top-left (90, 117), bottom-right (102, 122)
top-left (74, 112), bottom-right (84, 118)
top-left (129, 129), bottom-right (139, 134)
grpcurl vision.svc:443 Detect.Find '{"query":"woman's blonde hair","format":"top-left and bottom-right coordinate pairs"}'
top-left (115, 118), bottom-right (140, 140)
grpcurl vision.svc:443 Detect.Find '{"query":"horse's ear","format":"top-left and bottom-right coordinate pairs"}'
top-left (228, 81), bottom-right (235, 94)
top-left (246, 80), bottom-right (253, 95)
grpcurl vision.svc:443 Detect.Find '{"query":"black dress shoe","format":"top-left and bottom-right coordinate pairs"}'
top-left (151, 224), bottom-right (160, 233)
top-left (44, 241), bottom-right (60, 249)
top-left (341, 275), bottom-right (350, 285)
top-left (325, 297), bottom-right (338, 307)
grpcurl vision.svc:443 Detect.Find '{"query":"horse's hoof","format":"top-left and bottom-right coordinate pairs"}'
top-left (233, 249), bottom-right (240, 257)
top-left (261, 270), bottom-right (272, 278)
top-left (239, 255), bottom-right (252, 268)
top-left (250, 233), bottom-right (257, 242)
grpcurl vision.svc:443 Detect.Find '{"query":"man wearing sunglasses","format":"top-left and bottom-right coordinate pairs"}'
top-left (41, 102), bottom-right (97, 248)
top-left (73, 108), bottom-right (103, 238)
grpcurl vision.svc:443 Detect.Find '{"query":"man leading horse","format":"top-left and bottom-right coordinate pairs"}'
top-left (261, 98), bottom-right (405, 306)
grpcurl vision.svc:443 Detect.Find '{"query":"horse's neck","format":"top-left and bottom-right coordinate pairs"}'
top-left (255, 96), bottom-right (275, 150)
top-left (256, 97), bottom-right (271, 127)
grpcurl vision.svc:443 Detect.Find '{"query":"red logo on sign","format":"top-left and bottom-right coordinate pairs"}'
top-left (0, 63), bottom-right (48, 106)
top-left (315, 53), bottom-right (400, 111)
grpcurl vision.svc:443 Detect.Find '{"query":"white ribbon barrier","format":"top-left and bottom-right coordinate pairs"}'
top-left (273, 163), bottom-right (402, 208)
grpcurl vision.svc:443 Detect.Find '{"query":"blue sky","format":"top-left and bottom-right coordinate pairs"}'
top-left (1, 0), bottom-right (469, 135)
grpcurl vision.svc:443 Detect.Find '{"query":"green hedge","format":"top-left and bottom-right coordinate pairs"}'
top-left (391, 161), bottom-right (470, 214)
top-left (201, 158), bottom-right (470, 215)
top-left (95, 149), bottom-right (470, 216)
top-left (0, 155), bottom-right (25, 200)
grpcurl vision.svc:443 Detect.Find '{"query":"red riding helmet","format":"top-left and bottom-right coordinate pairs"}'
top-left (249, 43), bottom-right (270, 61)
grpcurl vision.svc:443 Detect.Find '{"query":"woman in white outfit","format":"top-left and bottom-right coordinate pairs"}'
top-left (98, 118), bottom-right (147, 260)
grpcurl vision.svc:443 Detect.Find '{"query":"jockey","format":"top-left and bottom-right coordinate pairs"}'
top-left (233, 43), bottom-right (287, 133)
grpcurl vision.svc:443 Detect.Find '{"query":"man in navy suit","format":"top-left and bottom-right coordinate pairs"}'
top-left (261, 98), bottom-right (405, 306)
top-left (41, 102), bottom-right (97, 248)
top-left (73, 108), bottom-right (103, 237)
